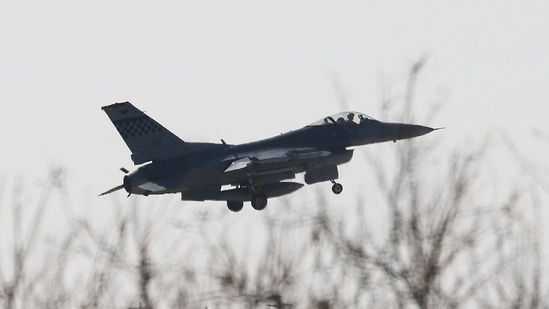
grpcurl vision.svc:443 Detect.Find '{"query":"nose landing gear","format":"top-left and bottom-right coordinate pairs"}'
top-left (330, 180), bottom-right (343, 195)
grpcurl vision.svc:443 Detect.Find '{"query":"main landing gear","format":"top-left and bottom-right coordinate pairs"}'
top-left (226, 191), bottom-right (268, 212)
top-left (227, 201), bottom-right (244, 212)
top-left (226, 194), bottom-right (267, 212)
top-left (251, 194), bottom-right (268, 210)
top-left (331, 180), bottom-right (343, 195)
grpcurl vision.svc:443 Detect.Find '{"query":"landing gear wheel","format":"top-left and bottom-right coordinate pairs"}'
top-left (227, 201), bottom-right (244, 212)
top-left (251, 195), bottom-right (268, 210)
top-left (331, 182), bottom-right (343, 195)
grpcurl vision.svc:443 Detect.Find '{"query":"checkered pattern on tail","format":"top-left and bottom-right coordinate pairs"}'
top-left (114, 116), bottom-right (163, 139)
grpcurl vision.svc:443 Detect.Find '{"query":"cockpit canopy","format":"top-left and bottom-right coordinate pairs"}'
top-left (308, 112), bottom-right (378, 126)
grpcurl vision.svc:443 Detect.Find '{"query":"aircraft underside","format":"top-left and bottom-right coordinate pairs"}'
top-left (178, 149), bottom-right (353, 212)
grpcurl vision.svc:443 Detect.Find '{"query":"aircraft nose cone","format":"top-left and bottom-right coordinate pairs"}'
top-left (397, 124), bottom-right (436, 139)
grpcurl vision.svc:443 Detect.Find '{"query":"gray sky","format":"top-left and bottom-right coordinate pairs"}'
top-left (1, 1), bottom-right (548, 200)
top-left (1, 3), bottom-right (549, 305)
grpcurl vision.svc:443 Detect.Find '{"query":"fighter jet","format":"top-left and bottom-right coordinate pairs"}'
top-left (100, 102), bottom-right (438, 212)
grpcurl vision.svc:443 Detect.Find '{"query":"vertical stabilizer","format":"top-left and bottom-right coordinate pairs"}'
top-left (102, 102), bottom-right (185, 164)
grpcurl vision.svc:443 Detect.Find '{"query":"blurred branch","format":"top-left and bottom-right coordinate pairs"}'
top-left (0, 167), bottom-right (70, 309)
top-left (502, 131), bottom-right (549, 193)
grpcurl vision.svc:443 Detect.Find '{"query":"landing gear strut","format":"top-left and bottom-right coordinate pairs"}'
top-left (331, 180), bottom-right (343, 195)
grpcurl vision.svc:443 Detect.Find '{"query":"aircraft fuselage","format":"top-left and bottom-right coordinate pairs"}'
top-left (123, 119), bottom-right (433, 199)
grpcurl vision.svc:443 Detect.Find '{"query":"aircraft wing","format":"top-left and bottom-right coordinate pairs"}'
top-left (223, 148), bottom-right (349, 186)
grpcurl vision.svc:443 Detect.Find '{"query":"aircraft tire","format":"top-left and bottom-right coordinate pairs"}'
top-left (227, 201), bottom-right (244, 212)
top-left (331, 183), bottom-right (343, 195)
top-left (251, 195), bottom-right (268, 210)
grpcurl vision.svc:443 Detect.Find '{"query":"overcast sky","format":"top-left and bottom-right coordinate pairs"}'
top-left (1, 1), bottom-right (548, 204)
top-left (1, 4), bottom-right (549, 303)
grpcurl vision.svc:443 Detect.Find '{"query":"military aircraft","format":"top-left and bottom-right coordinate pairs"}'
top-left (100, 102), bottom-right (438, 211)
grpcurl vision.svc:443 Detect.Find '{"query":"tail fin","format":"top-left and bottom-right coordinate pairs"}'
top-left (102, 102), bottom-right (186, 164)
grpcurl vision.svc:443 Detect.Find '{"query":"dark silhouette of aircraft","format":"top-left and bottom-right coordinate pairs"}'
top-left (100, 102), bottom-right (438, 212)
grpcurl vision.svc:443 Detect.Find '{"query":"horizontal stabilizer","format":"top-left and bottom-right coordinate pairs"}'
top-left (99, 184), bottom-right (124, 196)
